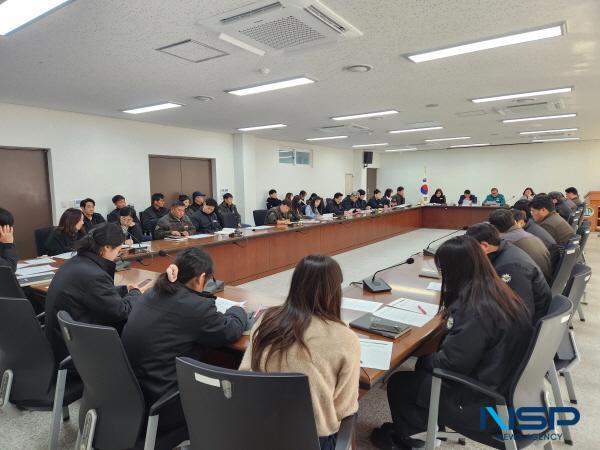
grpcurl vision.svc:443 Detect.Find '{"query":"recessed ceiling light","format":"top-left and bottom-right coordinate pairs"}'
top-left (237, 124), bottom-right (287, 131)
top-left (0, 0), bottom-right (72, 35)
top-left (472, 87), bottom-right (572, 103)
top-left (122, 102), bottom-right (183, 114)
top-left (306, 136), bottom-right (348, 141)
top-left (519, 128), bottom-right (578, 135)
top-left (449, 143), bottom-right (491, 148)
top-left (385, 148), bottom-right (418, 152)
top-left (332, 110), bottom-right (399, 121)
top-left (193, 95), bottom-right (215, 102)
top-left (406, 23), bottom-right (565, 63)
top-left (502, 113), bottom-right (576, 123)
top-left (352, 143), bottom-right (389, 148)
top-left (532, 137), bottom-right (581, 143)
top-left (425, 136), bottom-right (471, 142)
top-left (226, 76), bottom-right (316, 96)
top-left (344, 64), bottom-right (373, 73)
top-left (389, 126), bottom-right (444, 134)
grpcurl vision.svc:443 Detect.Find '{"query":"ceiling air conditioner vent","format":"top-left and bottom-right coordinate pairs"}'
top-left (220, 2), bottom-right (283, 24)
top-left (494, 99), bottom-right (565, 116)
top-left (317, 124), bottom-right (372, 135)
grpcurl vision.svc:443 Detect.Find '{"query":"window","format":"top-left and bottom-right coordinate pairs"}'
top-left (278, 148), bottom-right (312, 166)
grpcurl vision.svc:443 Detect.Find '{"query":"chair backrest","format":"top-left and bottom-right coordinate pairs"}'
top-left (34, 226), bottom-right (54, 256)
top-left (510, 295), bottom-right (572, 434)
top-left (57, 311), bottom-right (145, 449)
top-left (220, 212), bottom-right (238, 228)
top-left (563, 263), bottom-right (592, 315)
top-left (139, 210), bottom-right (152, 233)
top-left (176, 357), bottom-right (320, 450)
top-left (0, 297), bottom-right (55, 403)
top-left (252, 209), bottom-right (268, 226)
top-left (576, 220), bottom-right (591, 250)
top-left (0, 266), bottom-right (26, 299)
top-left (550, 243), bottom-right (580, 295)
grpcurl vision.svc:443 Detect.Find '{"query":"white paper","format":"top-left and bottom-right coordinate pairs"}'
top-left (122, 242), bottom-right (151, 249)
top-left (299, 220), bottom-right (320, 224)
top-left (53, 252), bottom-right (76, 260)
top-left (359, 338), bottom-right (393, 370)
top-left (342, 297), bottom-right (383, 313)
top-left (215, 297), bottom-right (246, 314)
top-left (373, 306), bottom-right (432, 327)
top-left (188, 234), bottom-right (214, 239)
top-left (250, 225), bottom-right (273, 230)
top-left (215, 228), bottom-right (237, 235)
top-left (16, 265), bottom-right (57, 277)
top-left (426, 282), bottom-right (442, 292)
top-left (17, 263), bottom-right (31, 269)
top-left (389, 298), bottom-right (439, 317)
top-left (24, 257), bottom-right (55, 265)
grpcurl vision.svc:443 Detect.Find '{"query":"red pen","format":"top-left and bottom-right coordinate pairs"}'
top-left (417, 305), bottom-right (427, 315)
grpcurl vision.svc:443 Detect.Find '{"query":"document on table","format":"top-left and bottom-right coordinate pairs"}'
top-left (215, 297), bottom-right (246, 314)
top-left (359, 338), bottom-right (393, 370)
top-left (122, 243), bottom-right (151, 249)
top-left (373, 306), bottom-right (433, 327)
top-left (187, 234), bottom-right (214, 239)
top-left (251, 225), bottom-right (273, 230)
top-left (52, 252), bottom-right (76, 259)
top-left (24, 257), bottom-right (55, 265)
top-left (426, 282), bottom-right (442, 292)
top-left (388, 298), bottom-right (439, 317)
top-left (342, 297), bottom-right (383, 313)
top-left (215, 228), bottom-right (237, 235)
top-left (16, 265), bottom-right (57, 278)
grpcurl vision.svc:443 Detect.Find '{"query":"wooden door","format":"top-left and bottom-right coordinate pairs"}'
top-left (149, 156), bottom-right (213, 205)
top-left (366, 168), bottom-right (378, 196)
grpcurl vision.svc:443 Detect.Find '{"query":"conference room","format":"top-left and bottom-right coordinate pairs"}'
top-left (1, 1), bottom-right (600, 449)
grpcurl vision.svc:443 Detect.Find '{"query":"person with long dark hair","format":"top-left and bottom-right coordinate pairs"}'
top-left (429, 188), bottom-right (446, 205)
top-left (240, 255), bottom-right (360, 450)
top-left (371, 236), bottom-right (532, 450)
top-left (305, 196), bottom-right (323, 218)
top-left (45, 222), bottom-right (148, 364)
top-left (122, 247), bottom-right (247, 436)
top-left (383, 188), bottom-right (394, 207)
top-left (291, 195), bottom-right (304, 220)
top-left (521, 187), bottom-right (535, 201)
top-left (44, 208), bottom-right (85, 256)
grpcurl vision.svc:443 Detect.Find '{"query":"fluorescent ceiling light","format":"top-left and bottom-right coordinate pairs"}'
top-left (472, 87), bottom-right (572, 103)
top-left (425, 136), bottom-right (471, 142)
top-left (0, 0), bottom-right (71, 35)
top-left (532, 137), bottom-right (581, 143)
top-left (226, 76), bottom-right (315, 96)
top-left (449, 143), bottom-right (491, 148)
top-left (352, 143), bottom-right (389, 148)
top-left (385, 148), bottom-right (418, 152)
top-left (305, 136), bottom-right (348, 141)
top-left (407, 24), bottom-right (564, 63)
top-left (331, 110), bottom-right (399, 121)
top-left (502, 113), bottom-right (576, 123)
top-left (122, 102), bottom-right (183, 114)
top-left (519, 128), bottom-right (578, 135)
top-left (389, 126), bottom-right (444, 134)
top-left (237, 124), bottom-right (287, 131)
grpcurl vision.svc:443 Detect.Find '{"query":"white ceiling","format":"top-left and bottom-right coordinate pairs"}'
top-left (1, 0), bottom-right (599, 151)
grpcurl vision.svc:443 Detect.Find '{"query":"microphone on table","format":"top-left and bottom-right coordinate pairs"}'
top-left (423, 226), bottom-right (468, 257)
top-left (363, 257), bottom-right (415, 293)
top-left (127, 230), bottom-right (154, 266)
top-left (158, 250), bottom-right (225, 294)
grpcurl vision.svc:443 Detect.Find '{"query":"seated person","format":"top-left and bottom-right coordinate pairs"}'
top-left (141, 193), bottom-right (168, 234)
top-left (118, 207), bottom-right (145, 244)
top-left (80, 198), bottom-right (105, 233)
top-left (521, 187), bottom-right (535, 201)
top-left (429, 188), bottom-right (446, 205)
top-left (371, 236), bottom-right (532, 450)
top-left (45, 208), bottom-right (85, 256)
top-left (284, 192), bottom-right (294, 203)
top-left (341, 192), bottom-right (359, 211)
top-left (325, 193), bottom-right (345, 215)
top-left (45, 222), bottom-right (148, 364)
top-left (240, 255), bottom-right (360, 450)
top-left (266, 189), bottom-right (282, 210)
top-left (391, 186), bottom-right (405, 206)
top-left (107, 195), bottom-right (140, 224)
top-left (217, 193), bottom-right (242, 228)
top-left (565, 187), bottom-right (583, 208)
top-left (489, 209), bottom-right (552, 281)
top-left (0, 208), bottom-right (17, 272)
top-left (548, 191), bottom-right (574, 220)
top-left (383, 188), bottom-right (394, 207)
top-left (466, 223), bottom-right (552, 324)
top-left (155, 201), bottom-right (196, 239)
top-left (265, 199), bottom-right (294, 225)
top-left (189, 191), bottom-right (206, 214)
top-left (190, 198), bottom-right (222, 234)
top-left (122, 247), bottom-right (247, 438)
top-left (291, 195), bottom-right (304, 221)
top-left (178, 194), bottom-right (192, 214)
top-left (368, 189), bottom-right (387, 209)
top-left (458, 189), bottom-right (477, 206)
top-left (305, 197), bottom-right (323, 218)
top-left (298, 190), bottom-right (307, 208)
top-left (529, 195), bottom-right (575, 247)
top-left (511, 200), bottom-right (558, 250)
top-left (483, 187), bottom-right (506, 206)
top-left (356, 189), bottom-right (369, 210)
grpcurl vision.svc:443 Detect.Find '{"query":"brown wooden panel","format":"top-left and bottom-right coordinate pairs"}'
top-left (149, 156), bottom-right (182, 205)
top-left (181, 158), bottom-right (212, 198)
top-left (421, 205), bottom-right (494, 229)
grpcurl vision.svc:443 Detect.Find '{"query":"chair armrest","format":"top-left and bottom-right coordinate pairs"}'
top-left (335, 414), bottom-right (356, 450)
top-left (432, 368), bottom-right (505, 404)
top-left (36, 312), bottom-right (46, 321)
top-left (148, 390), bottom-right (180, 417)
top-left (58, 356), bottom-right (74, 371)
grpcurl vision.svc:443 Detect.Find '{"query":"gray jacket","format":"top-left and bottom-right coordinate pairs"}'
top-left (154, 213), bottom-right (196, 239)
top-left (539, 211), bottom-right (575, 247)
top-left (501, 225), bottom-right (552, 281)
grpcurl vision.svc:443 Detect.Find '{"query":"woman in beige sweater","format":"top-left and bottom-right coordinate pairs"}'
top-left (240, 254), bottom-right (360, 450)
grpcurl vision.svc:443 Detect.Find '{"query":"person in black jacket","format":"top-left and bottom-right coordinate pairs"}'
top-left (44, 208), bottom-right (86, 256)
top-left (118, 206), bottom-right (145, 244)
top-left (356, 189), bottom-right (369, 210)
top-left (191, 198), bottom-right (222, 234)
top-left (0, 208), bottom-right (17, 272)
top-left (341, 192), bottom-right (359, 211)
top-left (429, 188), bottom-right (446, 205)
top-left (266, 189), bottom-right (282, 210)
top-left (80, 198), bottom-right (105, 233)
top-left (217, 193), bottom-right (242, 227)
top-left (548, 191), bottom-right (573, 222)
top-left (458, 189), bottom-right (477, 206)
top-left (122, 247), bottom-right (247, 435)
top-left (45, 223), bottom-right (148, 364)
top-left (325, 193), bottom-right (345, 215)
top-left (140, 193), bottom-right (168, 233)
top-left (368, 189), bottom-right (387, 209)
top-left (189, 191), bottom-right (206, 214)
top-left (466, 222), bottom-right (552, 325)
top-left (107, 195), bottom-right (140, 224)
top-left (371, 236), bottom-right (532, 450)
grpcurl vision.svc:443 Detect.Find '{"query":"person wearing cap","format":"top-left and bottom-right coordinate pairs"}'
top-left (548, 191), bottom-right (573, 222)
top-left (189, 192), bottom-right (206, 214)
top-left (155, 201), bottom-right (196, 239)
top-left (341, 192), bottom-right (360, 211)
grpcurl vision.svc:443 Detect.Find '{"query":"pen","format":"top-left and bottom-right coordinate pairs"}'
top-left (417, 305), bottom-right (427, 315)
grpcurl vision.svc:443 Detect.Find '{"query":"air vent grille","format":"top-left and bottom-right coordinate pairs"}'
top-left (305, 5), bottom-right (345, 33)
top-left (240, 15), bottom-right (325, 50)
top-left (317, 124), bottom-right (372, 135)
top-left (220, 2), bottom-right (283, 24)
top-left (156, 39), bottom-right (228, 63)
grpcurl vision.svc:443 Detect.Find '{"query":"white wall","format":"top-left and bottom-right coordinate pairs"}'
top-left (377, 142), bottom-right (600, 205)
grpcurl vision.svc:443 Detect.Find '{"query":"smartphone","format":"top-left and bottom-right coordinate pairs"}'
top-left (138, 278), bottom-right (152, 289)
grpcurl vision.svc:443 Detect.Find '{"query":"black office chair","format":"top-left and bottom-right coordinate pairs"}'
top-left (0, 266), bottom-right (27, 299)
top-left (139, 211), bottom-right (152, 236)
top-left (575, 220), bottom-right (591, 262)
top-left (563, 263), bottom-right (592, 324)
top-left (0, 297), bottom-right (82, 450)
top-left (550, 242), bottom-right (580, 296)
top-left (57, 311), bottom-right (188, 450)
top-left (253, 209), bottom-right (268, 226)
top-left (220, 212), bottom-right (238, 228)
top-left (421, 295), bottom-right (574, 450)
top-left (34, 226), bottom-right (54, 256)
top-left (176, 357), bottom-right (355, 450)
